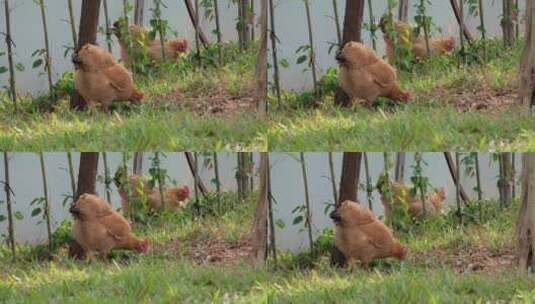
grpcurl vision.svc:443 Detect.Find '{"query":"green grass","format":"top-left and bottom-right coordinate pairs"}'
top-left (0, 106), bottom-right (267, 151)
top-left (270, 40), bottom-right (535, 151)
top-left (1, 194), bottom-right (534, 303)
top-left (0, 43), bottom-right (266, 151)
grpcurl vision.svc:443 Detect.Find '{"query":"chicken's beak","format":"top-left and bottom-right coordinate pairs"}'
top-left (72, 52), bottom-right (82, 66)
top-left (69, 204), bottom-right (81, 217)
top-left (329, 209), bottom-right (341, 223)
top-left (335, 51), bottom-right (345, 64)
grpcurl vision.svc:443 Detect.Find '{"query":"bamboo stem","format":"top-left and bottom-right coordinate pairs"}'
top-left (38, 0), bottom-right (55, 101)
top-left (102, 0), bottom-right (113, 52)
top-left (367, 0), bottom-right (377, 51)
top-left (455, 152), bottom-right (462, 225)
top-left (4, 0), bottom-right (17, 111)
top-left (102, 152), bottom-right (112, 203)
top-left (213, 0), bottom-right (223, 65)
top-left (332, 0), bottom-right (342, 46)
top-left (303, 0), bottom-right (318, 98)
top-left (3, 152), bottom-right (16, 261)
top-left (363, 153), bottom-right (373, 211)
top-left (193, 152), bottom-right (200, 215)
top-left (67, 0), bottom-right (78, 47)
top-left (154, 0), bottom-right (166, 61)
top-left (213, 152), bottom-right (221, 212)
top-left (475, 153), bottom-right (482, 201)
top-left (459, 0), bottom-right (466, 64)
top-left (67, 152), bottom-right (76, 203)
top-left (300, 153), bottom-right (314, 253)
top-left (194, 0), bottom-right (201, 66)
top-left (267, 154), bottom-right (277, 264)
top-left (155, 152), bottom-right (166, 208)
top-left (268, 0), bottom-right (282, 108)
top-left (39, 152), bottom-right (52, 250)
top-left (328, 153), bottom-right (338, 204)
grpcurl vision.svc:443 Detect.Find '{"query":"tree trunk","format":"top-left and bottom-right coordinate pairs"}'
top-left (332, 0), bottom-right (342, 46)
top-left (398, 0), bottom-right (409, 21)
top-left (3, 152), bottom-right (16, 261)
top-left (501, 153), bottom-right (514, 207)
top-left (444, 152), bottom-right (470, 202)
top-left (254, 0), bottom-right (268, 116)
top-left (520, 0), bottom-right (535, 108)
top-left (394, 152), bottom-right (406, 183)
top-left (70, 0), bottom-right (102, 109)
top-left (134, 0), bottom-right (145, 25)
top-left (213, 152), bottom-right (221, 211)
top-left (334, 0), bottom-right (365, 107)
top-left (303, 0), bottom-right (319, 98)
top-left (251, 152), bottom-right (269, 264)
top-left (337, 152), bottom-right (362, 206)
top-left (503, 0), bottom-right (515, 47)
top-left (4, 0), bottom-right (17, 111)
top-left (450, 0), bottom-right (475, 44)
top-left (133, 152), bottom-right (143, 174)
top-left (184, 152), bottom-right (207, 195)
top-left (237, 153), bottom-right (251, 200)
top-left (76, 153), bottom-right (99, 200)
top-left (517, 153), bottom-right (535, 272)
top-left (184, 0), bottom-right (209, 46)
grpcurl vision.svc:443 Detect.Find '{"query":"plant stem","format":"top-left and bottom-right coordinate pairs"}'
top-left (213, 0), bottom-right (223, 65)
top-left (328, 152), bottom-right (338, 204)
top-left (67, 152), bottom-right (76, 203)
top-left (268, 0), bottom-right (282, 108)
top-left (38, 0), bottom-right (55, 102)
top-left (4, 0), bottom-right (18, 112)
top-left (102, 152), bottom-right (112, 203)
top-left (39, 152), bottom-right (52, 251)
top-left (300, 153), bottom-right (314, 253)
top-left (3, 152), bottom-right (16, 261)
top-left (303, 0), bottom-right (318, 98)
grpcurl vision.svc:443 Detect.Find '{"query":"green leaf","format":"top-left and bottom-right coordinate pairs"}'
top-left (0, 66), bottom-right (7, 74)
top-left (275, 219), bottom-right (285, 229)
top-left (293, 215), bottom-right (304, 225)
top-left (31, 208), bottom-right (42, 217)
top-left (0, 215), bottom-right (6, 222)
top-left (296, 55), bottom-right (308, 65)
top-left (15, 63), bottom-right (25, 72)
top-left (14, 211), bottom-right (23, 220)
top-left (32, 59), bottom-right (43, 69)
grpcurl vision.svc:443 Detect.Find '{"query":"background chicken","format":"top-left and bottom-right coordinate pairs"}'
top-left (72, 44), bottom-right (143, 112)
top-left (330, 200), bottom-right (407, 268)
top-left (114, 171), bottom-right (190, 215)
top-left (113, 21), bottom-right (188, 65)
top-left (379, 182), bottom-right (446, 220)
top-left (70, 193), bottom-right (149, 260)
top-left (379, 18), bottom-right (456, 63)
top-left (336, 42), bottom-right (411, 106)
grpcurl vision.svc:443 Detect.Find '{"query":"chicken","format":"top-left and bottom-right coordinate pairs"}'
top-left (114, 172), bottom-right (190, 215)
top-left (407, 188), bottom-right (446, 217)
top-left (72, 44), bottom-right (143, 112)
top-left (379, 182), bottom-right (446, 220)
top-left (112, 21), bottom-right (188, 66)
top-left (70, 193), bottom-right (149, 260)
top-left (379, 19), bottom-right (456, 63)
top-left (330, 200), bottom-right (407, 268)
top-left (411, 36), bottom-right (456, 60)
top-left (336, 41), bottom-right (411, 106)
